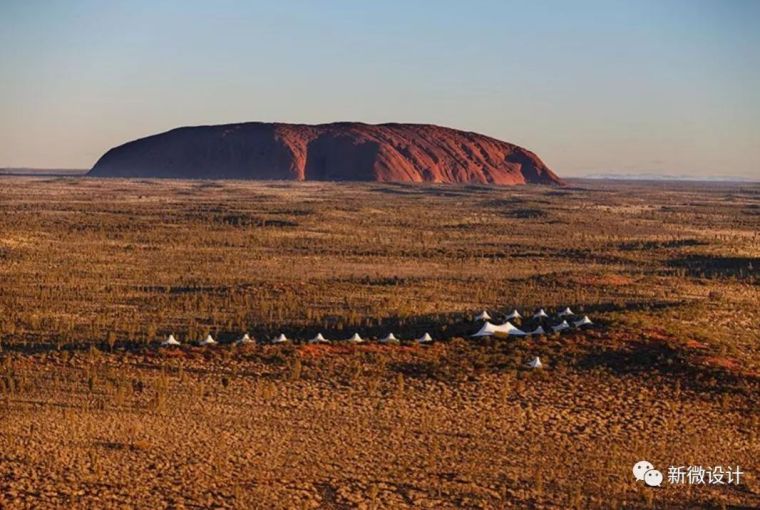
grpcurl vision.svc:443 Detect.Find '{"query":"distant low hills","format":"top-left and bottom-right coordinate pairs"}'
top-left (88, 122), bottom-right (562, 186)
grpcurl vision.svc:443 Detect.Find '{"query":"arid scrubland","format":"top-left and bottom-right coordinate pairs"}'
top-left (0, 177), bottom-right (758, 508)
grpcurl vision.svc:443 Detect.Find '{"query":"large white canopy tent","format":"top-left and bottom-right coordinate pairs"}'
top-left (475, 310), bottom-right (491, 321)
top-left (472, 321), bottom-right (526, 337)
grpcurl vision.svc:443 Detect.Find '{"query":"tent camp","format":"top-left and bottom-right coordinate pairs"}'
top-left (161, 334), bottom-right (180, 346)
top-left (234, 333), bottom-right (254, 345)
top-left (558, 307), bottom-right (574, 317)
top-left (472, 321), bottom-right (526, 337)
top-left (574, 316), bottom-right (593, 327)
top-left (199, 334), bottom-right (217, 346)
top-left (533, 309), bottom-right (549, 319)
top-left (527, 326), bottom-right (545, 336)
top-left (272, 333), bottom-right (289, 344)
top-left (528, 356), bottom-right (543, 369)
top-left (309, 333), bottom-right (330, 344)
top-left (379, 333), bottom-right (400, 344)
top-left (475, 310), bottom-right (491, 321)
top-left (505, 309), bottom-right (522, 320)
top-left (417, 332), bottom-right (433, 344)
top-left (347, 333), bottom-right (364, 343)
top-left (552, 321), bottom-right (570, 333)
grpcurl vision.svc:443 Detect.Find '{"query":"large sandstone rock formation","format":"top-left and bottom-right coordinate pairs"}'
top-left (88, 122), bottom-right (562, 185)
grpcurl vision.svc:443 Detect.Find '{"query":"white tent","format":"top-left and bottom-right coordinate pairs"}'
top-left (235, 333), bottom-right (254, 345)
top-left (475, 310), bottom-right (491, 321)
top-left (379, 333), bottom-right (400, 344)
top-left (199, 334), bottom-right (217, 346)
top-left (472, 321), bottom-right (526, 337)
top-left (528, 356), bottom-right (543, 369)
top-left (272, 333), bottom-right (289, 344)
top-left (574, 316), bottom-right (593, 327)
top-left (417, 332), bottom-right (433, 343)
top-left (309, 333), bottom-right (330, 344)
top-left (527, 326), bottom-right (545, 336)
top-left (161, 334), bottom-right (180, 346)
top-left (533, 309), bottom-right (549, 319)
top-left (505, 309), bottom-right (522, 320)
top-left (558, 307), bottom-right (574, 317)
top-left (552, 321), bottom-right (570, 333)
top-left (347, 333), bottom-right (364, 343)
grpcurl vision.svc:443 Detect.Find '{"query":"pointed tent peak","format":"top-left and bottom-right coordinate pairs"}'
top-left (380, 333), bottom-right (399, 343)
top-left (533, 309), bottom-right (549, 318)
top-left (558, 307), bottom-right (574, 316)
top-left (505, 309), bottom-right (522, 320)
top-left (198, 334), bottom-right (217, 346)
top-left (475, 310), bottom-right (491, 321)
top-left (574, 316), bottom-right (593, 327)
top-left (161, 334), bottom-right (180, 346)
top-left (528, 356), bottom-right (543, 369)
top-left (235, 333), bottom-right (253, 344)
top-left (347, 333), bottom-right (364, 343)
top-left (417, 332), bottom-right (433, 343)
top-left (552, 320), bottom-right (570, 333)
top-left (272, 333), bottom-right (289, 343)
top-left (528, 326), bottom-right (545, 336)
top-left (309, 333), bottom-right (329, 343)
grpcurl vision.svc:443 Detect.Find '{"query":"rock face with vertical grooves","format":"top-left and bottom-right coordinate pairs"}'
top-left (88, 122), bottom-right (562, 185)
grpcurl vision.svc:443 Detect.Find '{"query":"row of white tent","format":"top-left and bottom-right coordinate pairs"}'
top-left (160, 331), bottom-right (434, 347)
top-left (475, 307), bottom-right (580, 322)
top-left (161, 333), bottom-right (546, 369)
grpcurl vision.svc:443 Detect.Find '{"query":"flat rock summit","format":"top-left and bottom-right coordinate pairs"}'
top-left (88, 122), bottom-right (562, 185)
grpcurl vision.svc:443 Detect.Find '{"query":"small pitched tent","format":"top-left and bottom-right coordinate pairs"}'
top-left (235, 333), bottom-right (254, 345)
top-left (574, 316), bottom-right (593, 327)
top-left (417, 332), bottom-right (433, 344)
top-left (161, 334), bottom-right (180, 346)
top-left (528, 356), bottom-right (543, 369)
top-left (272, 333), bottom-right (289, 344)
top-left (533, 309), bottom-right (549, 319)
top-left (558, 307), bottom-right (574, 317)
top-left (199, 334), bottom-right (217, 346)
top-left (309, 333), bottom-right (330, 344)
top-left (475, 310), bottom-right (491, 321)
top-left (505, 309), bottom-right (522, 320)
top-left (379, 333), bottom-right (400, 344)
top-left (527, 326), bottom-right (545, 336)
top-left (347, 333), bottom-right (364, 343)
top-left (552, 320), bottom-right (570, 333)
top-left (472, 321), bottom-right (526, 337)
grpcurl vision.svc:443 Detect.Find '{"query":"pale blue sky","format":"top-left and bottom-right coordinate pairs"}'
top-left (1, 0), bottom-right (758, 177)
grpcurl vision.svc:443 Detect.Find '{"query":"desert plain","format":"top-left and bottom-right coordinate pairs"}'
top-left (0, 176), bottom-right (758, 509)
